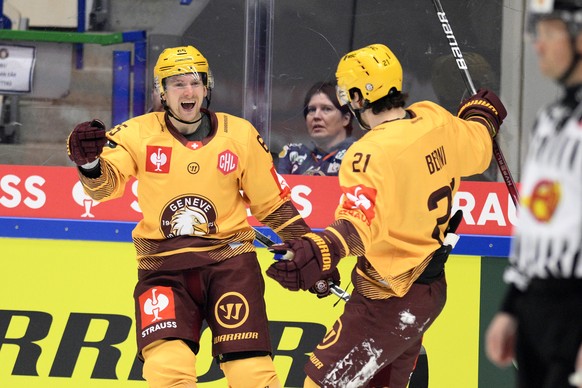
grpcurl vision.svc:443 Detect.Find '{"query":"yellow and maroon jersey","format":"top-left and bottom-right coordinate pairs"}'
top-left (333, 101), bottom-right (492, 297)
top-left (78, 110), bottom-right (295, 270)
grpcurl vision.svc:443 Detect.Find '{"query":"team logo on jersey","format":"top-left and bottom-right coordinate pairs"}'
top-left (217, 150), bottom-right (238, 175)
top-left (278, 145), bottom-right (289, 158)
top-left (214, 292), bottom-right (249, 329)
top-left (326, 162), bottom-right (341, 174)
top-left (160, 195), bottom-right (218, 237)
top-left (138, 286), bottom-right (176, 333)
top-left (146, 145), bottom-right (172, 173)
top-left (289, 150), bottom-right (307, 165)
top-left (525, 179), bottom-right (561, 222)
top-left (338, 185), bottom-right (377, 225)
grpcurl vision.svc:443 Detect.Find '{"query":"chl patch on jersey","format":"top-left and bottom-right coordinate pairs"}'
top-left (146, 145), bottom-right (172, 173)
top-left (138, 286), bottom-right (176, 331)
top-left (217, 150), bottom-right (238, 175)
top-left (160, 194), bottom-right (218, 238)
top-left (338, 184), bottom-right (378, 225)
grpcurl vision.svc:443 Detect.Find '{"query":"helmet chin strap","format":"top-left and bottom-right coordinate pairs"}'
top-left (348, 99), bottom-right (372, 131)
top-left (352, 108), bottom-right (371, 131)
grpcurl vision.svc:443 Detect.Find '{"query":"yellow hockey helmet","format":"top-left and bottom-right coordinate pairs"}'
top-left (153, 46), bottom-right (214, 96)
top-left (335, 44), bottom-right (403, 107)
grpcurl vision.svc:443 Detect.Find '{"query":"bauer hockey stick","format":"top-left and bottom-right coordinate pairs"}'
top-left (431, 0), bottom-right (520, 207)
top-left (254, 228), bottom-right (350, 302)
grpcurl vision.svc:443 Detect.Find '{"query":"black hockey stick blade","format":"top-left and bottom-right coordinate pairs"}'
top-left (446, 209), bottom-right (463, 235)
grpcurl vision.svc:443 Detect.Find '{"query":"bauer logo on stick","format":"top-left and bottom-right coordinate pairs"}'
top-left (436, 12), bottom-right (468, 70)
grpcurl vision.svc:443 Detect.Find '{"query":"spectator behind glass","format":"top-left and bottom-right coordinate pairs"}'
top-left (278, 81), bottom-right (354, 176)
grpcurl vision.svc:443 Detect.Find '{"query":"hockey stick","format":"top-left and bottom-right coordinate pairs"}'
top-left (431, 0), bottom-right (520, 207)
top-left (254, 228), bottom-right (350, 302)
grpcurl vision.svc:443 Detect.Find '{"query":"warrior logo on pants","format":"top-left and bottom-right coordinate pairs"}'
top-left (214, 291), bottom-right (249, 329)
top-left (317, 318), bottom-right (343, 350)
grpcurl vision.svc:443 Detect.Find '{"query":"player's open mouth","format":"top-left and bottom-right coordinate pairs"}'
top-left (181, 102), bottom-right (196, 111)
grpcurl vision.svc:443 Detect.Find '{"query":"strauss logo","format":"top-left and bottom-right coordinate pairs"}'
top-left (150, 148), bottom-right (168, 172)
top-left (146, 145), bottom-right (172, 173)
top-left (143, 288), bottom-right (170, 323)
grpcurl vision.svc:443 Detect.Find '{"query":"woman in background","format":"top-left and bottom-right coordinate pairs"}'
top-left (278, 81), bottom-right (354, 176)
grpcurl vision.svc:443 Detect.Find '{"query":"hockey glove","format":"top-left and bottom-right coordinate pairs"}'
top-left (266, 231), bottom-right (343, 292)
top-left (67, 119), bottom-right (107, 166)
top-left (457, 88), bottom-right (507, 138)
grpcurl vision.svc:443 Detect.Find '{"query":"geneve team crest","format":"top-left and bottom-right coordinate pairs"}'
top-left (160, 195), bottom-right (218, 238)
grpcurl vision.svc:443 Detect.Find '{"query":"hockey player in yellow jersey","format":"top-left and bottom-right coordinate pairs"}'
top-left (267, 43), bottom-right (507, 387)
top-left (66, 45), bottom-right (312, 388)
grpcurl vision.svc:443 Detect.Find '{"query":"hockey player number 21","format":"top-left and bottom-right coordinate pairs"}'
top-left (427, 179), bottom-right (454, 245)
top-left (352, 152), bottom-right (371, 172)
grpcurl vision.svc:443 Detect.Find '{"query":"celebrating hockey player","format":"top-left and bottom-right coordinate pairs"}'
top-left (266, 43), bottom-right (506, 387)
top-left (486, 1), bottom-right (582, 387)
top-left (66, 45), bottom-right (312, 388)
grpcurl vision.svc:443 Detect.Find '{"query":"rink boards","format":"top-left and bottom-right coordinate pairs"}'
top-left (0, 165), bottom-right (516, 387)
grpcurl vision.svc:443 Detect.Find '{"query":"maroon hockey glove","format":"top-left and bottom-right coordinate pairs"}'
top-left (266, 231), bottom-right (343, 292)
top-left (457, 88), bottom-right (507, 138)
top-left (67, 119), bottom-right (107, 166)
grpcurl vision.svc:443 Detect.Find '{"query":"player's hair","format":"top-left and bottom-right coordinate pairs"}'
top-left (366, 89), bottom-right (408, 115)
top-left (302, 81), bottom-right (354, 136)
